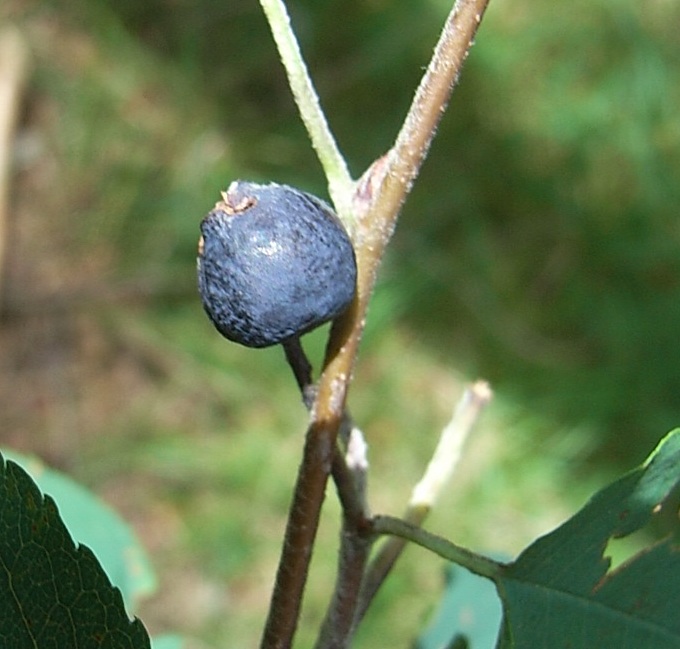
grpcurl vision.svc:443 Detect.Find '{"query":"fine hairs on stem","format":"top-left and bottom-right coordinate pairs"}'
top-left (258, 0), bottom-right (355, 224)
top-left (258, 1), bottom-right (493, 648)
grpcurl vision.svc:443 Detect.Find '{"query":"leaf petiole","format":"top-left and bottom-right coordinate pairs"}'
top-left (371, 515), bottom-right (503, 581)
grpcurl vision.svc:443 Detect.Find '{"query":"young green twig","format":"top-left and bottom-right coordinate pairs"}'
top-left (258, 0), bottom-right (355, 225)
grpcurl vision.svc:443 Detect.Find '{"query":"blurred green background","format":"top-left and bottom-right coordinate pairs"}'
top-left (1, 0), bottom-right (679, 647)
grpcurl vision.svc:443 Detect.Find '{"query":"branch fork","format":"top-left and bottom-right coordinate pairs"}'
top-left (256, 0), bottom-right (493, 647)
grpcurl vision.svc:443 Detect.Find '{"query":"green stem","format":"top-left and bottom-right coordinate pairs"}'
top-left (371, 515), bottom-right (503, 580)
top-left (258, 0), bottom-right (355, 224)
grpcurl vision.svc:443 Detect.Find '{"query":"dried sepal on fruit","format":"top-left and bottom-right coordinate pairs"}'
top-left (198, 181), bottom-right (357, 348)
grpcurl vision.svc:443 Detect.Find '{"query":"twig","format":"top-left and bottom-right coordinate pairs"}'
top-left (283, 348), bottom-right (373, 649)
top-left (257, 0), bottom-right (354, 223)
top-left (351, 0), bottom-right (492, 261)
top-left (259, 0), bottom-right (491, 646)
top-left (342, 423), bottom-right (369, 515)
top-left (314, 427), bottom-right (371, 649)
top-left (389, 0), bottom-right (490, 195)
top-left (0, 26), bottom-right (29, 315)
top-left (261, 421), bottom-right (369, 649)
top-left (282, 337), bottom-right (316, 408)
top-left (271, 338), bottom-right (370, 649)
top-left (313, 521), bottom-right (372, 649)
top-left (331, 435), bottom-right (369, 529)
top-left (357, 381), bottom-right (492, 623)
top-left (281, 338), bottom-right (368, 525)
top-left (410, 380), bottom-right (492, 511)
top-left (261, 417), bottom-right (340, 649)
top-left (371, 515), bottom-right (502, 580)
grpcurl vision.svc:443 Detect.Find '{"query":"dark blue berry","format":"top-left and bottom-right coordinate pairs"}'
top-left (197, 181), bottom-right (357, 348)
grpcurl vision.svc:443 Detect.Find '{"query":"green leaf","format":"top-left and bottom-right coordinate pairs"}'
top-left (2, 449), bottom-right (157, 610)
top-left (416, 563), bottom-right (502, 649)
top-left (0, 452), bottom-right (151, 648)
top-left (497, 429), bottom-right (680, 649)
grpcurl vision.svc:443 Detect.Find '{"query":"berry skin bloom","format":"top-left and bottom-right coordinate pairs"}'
top-left (198, 181), bottom-right (357, 348)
